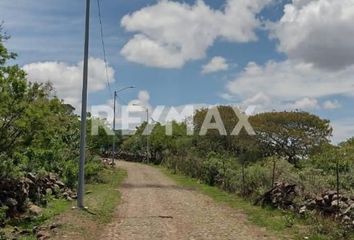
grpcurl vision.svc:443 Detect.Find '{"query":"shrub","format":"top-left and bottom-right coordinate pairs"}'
top-left (0, 206), bottom-right (8, 226)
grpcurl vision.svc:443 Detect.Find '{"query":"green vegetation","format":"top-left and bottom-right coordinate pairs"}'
top-left (122, 107), bottom-right (353, 197)
top-left (122, 106), bottom-right (354, 238)
top-left (0, 24), bottom-right (124, 237)
top-left (0, 29), bottom-right (104, 186)
top-left (161, 167), bottom-right (353, 240)
top-left (83, 168), bottom-right (127, 223)
top-left (1, 168), bottom-right (126, 239)
top-left (50, 168), bottom-right (126, 239)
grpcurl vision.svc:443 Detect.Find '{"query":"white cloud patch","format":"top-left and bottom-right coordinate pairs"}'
top-left (202, 56), bottom-right (229, 74)
top-left (323, 100), bottom-right (341, 110)
top-left (225, 60), bottom-right (354, 110)
top-left (242, 92), bottom-right (272, 106)
top-left (128, 90), bottom-right (153, 114)
top-left (331, 118), bottom-right (354, 144)
top-left (23, 58), bottom-right (115, 109)
top-left (270, 0), bottom-right (354, 70)
top-left (289, 97), bottom-right (319, 110)
top-left (121, 0), bottom-right (271, 68)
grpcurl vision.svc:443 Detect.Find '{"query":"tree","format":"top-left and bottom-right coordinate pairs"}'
top-left (0, 28), bottom-right (101, 186)
top-left (193, 106), bottom-right (246, 153)
top-left (250, 111), bottom-right (332, 165)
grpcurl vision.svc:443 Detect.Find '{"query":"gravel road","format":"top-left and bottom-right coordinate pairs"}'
top-left (100, 161), bottom-right (278, 240)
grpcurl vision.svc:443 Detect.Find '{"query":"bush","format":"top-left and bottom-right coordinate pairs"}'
top-left (0, 206), bottom-right (8, 226)
top-left (86, 156), bottom-right (104, 183)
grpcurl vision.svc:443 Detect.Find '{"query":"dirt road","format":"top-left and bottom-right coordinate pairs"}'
top-left (100, 161), bottom-right (278, 240)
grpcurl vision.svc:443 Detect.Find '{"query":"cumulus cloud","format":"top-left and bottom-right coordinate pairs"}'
top-left (270, 0), bottom-right (354, 70)
top-left (227, 60), bottom-right (354, 99)
top-left (128, 90), bottom-right (153, 114)
top-left (289, 97), bottom-right (319, 110)
top-left (121, 0), bottom-right (271, 68)
top-left (323, 100), bottom-right (341, 110)
top-left (225, 60), bottom-right (354, 110)
top-left (202, 56), bottom-right (229, 74)
top-left (23, 58), bottom-right (115, 109)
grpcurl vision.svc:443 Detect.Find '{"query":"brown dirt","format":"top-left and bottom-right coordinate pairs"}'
top-left (99, 161), bottom-right (278, 240)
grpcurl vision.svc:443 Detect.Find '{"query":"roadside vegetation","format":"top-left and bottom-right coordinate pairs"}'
top-left (0, 28), bottom-right (124, 239)
top-left (1, 168), bottom-right (126, 240)
top-left (1, 23), bottom-right (354, 239)
top-left (121, 107), bottom-right (354, 239)
top-left (162, 167), bottom-right (351, 240)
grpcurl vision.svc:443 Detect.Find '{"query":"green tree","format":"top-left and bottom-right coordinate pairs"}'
top-left (0, 28), bottom-right (101, 186)
top-left (250, 111), bottom-right (332, 165)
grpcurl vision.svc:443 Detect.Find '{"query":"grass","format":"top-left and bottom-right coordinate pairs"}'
top-left (159, 166), bottom-right (353, 240)
top-left (2, 167), bottom-right (127, 240)
top-left (82, 167), bottom-right (127, 223)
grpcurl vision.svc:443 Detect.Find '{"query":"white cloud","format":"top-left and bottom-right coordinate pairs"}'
top-left (269, 0), bottom-right (354, 70)
top-left (127, 90), bottom-right (153, 116)
top-left (323, 100), bottom-right (341, 110)
top-left (289, 97), bottom-right (319, 110)
top-left (137, 90), bottom-right (150, 103)
top-left (23, 58), bottom-right (115, 109)
top-left (225, 60), bottom-right (354, 111)
top-left (242, 92), bottom-right (272, 106)
top-left (331, 118), bottom-right (354, 144)
top-left (202, 56), bottom-right (229, 74)
top-left (121, 0), bottom-right (271, 68)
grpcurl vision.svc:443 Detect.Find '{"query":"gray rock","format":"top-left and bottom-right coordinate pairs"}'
top-left (299, 206), bottom-right (307, 214)
top-left (342, 204), bottom-right (354, 215)
top-left (5, 198), bottom-right (18, 207)
top-left (306, 200), bottom-right (316, 210)
top-left (326, 190), bottom-right (336, 196)
top-left (46, 188), bottom-right (53, 195)
top-left (27, 173), bottom-right (36, 182)
top-left (56, 181), bottom-right (65, 188)
top-left (342, 215), bottom-right (351, 222)
top-left (331, 200), bottom-right (347, 209)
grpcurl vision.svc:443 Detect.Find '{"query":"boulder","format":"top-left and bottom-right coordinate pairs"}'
top-left (55, 181), bottom-right (65, 188)
top-left (28, 204), bottom-right (42, 216)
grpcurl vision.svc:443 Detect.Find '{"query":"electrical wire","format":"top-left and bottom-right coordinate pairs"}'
top-left (117, 94), bottom-right (129, 105)
top-left (96, 0), bottom-right (113, 98)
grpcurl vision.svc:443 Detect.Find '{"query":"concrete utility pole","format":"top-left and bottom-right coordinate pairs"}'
top-left (78, 0), bottom-right (90, 209)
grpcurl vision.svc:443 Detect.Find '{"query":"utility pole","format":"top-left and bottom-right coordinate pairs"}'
top-left (77, 0), bottom-right (90, 209)
top-left (132, 104), bottom-right (150, 163)
top-left (112, 91), bottom-right (117, 165)
top-left (146, 108), bottom-right (149, 163)
top-left (111, 86), bottom-right (135, 165)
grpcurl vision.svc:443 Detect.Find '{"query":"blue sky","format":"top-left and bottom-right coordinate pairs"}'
top-left (1, 0), bottom-right (354, 143)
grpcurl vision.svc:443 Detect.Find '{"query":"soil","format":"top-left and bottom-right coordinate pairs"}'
top-left (99, 161), bottom-right (278, 240)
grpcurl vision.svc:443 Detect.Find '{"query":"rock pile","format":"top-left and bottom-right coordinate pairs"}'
top-left (118, 151), bottom-right (146, 162)
top-left (300, 190), bottom-right (354, 228)
top-left (102, 151), bottom-right (146, 163)
top-left (256, 183), bottom-right (354, 229)
top-left (255, 182), bottom-right (298, 210)
top-left (102, 158), bottom-right (115, 167)
top-left (0, 173), bottom-right (76, 219)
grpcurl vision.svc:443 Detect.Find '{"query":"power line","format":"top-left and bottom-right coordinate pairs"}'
top-left (117, 94), bottom-right (129, 105)
top-left (96, 0), bottom-right (113, 98)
